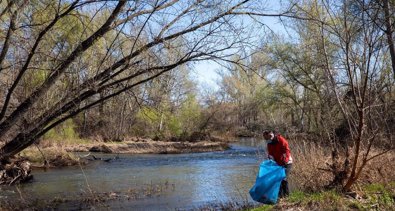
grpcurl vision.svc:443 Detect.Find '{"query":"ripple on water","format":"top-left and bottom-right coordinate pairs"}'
top-left (1, 139), bottom-right (265, 210)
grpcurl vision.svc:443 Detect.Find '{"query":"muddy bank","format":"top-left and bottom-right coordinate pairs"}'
top-left (64, 140), bottom-right (230, 154)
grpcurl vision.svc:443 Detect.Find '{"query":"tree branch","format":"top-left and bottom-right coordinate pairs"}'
top-left (0, 0), bottom-right (126, 137)
top-left (0, 0), bottom-right (80, 123)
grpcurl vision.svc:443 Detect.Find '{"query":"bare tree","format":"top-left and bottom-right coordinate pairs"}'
top-left (0, 0), bottom-right (280, 162)
top-left (295, 0), bottom-right (394, 191)
top-left (243, 0), bottom-right (394, 191)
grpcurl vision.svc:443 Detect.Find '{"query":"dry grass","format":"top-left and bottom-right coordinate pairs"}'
top-left (288, 139), bottom-right (333, 192)
top-left (37, 138), bottom-right (97, 148)
top-left (19, 146), bottom-right (80, 167)
top-left (17, 137), bottom-right (229, 167)
top-left (36, 138), bottom-right (229, 154)
top-left (288, 137), bottom-right (395, 192)
top-left (358, 151), bottom-right (395, 185)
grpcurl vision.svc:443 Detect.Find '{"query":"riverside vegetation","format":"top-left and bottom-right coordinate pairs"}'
top-left (1, 136), bottom-right (393, 210)
top-left (0, 0), bottom-right (394, 210)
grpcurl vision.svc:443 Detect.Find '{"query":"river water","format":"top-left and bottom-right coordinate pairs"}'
top-left (1, 138), bottom-right (268, 210)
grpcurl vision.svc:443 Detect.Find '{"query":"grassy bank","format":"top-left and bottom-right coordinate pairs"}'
top-left (248, 182), bottom-right (395, 211)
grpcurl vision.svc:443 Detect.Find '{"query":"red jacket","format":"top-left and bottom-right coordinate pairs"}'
top-left (267, 134), bottom-right (292, 166)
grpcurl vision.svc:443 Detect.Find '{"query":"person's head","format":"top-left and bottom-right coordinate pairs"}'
top-left (263, 130), bottom-right (275, 141)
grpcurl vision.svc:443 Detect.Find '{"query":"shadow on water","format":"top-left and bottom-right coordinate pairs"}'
top-left (0, 138), bottom-right (268, 210)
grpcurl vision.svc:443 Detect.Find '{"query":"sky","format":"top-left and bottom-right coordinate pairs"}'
top-left (190, 0), bottom-right (289, 91)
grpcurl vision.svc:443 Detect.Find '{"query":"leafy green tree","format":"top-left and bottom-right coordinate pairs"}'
top-left (178, 94), bottom-right (202, 137)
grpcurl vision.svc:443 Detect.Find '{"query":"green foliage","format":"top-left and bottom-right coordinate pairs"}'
top-left (136, 106), bottom-right (162, 127)
top-left (287, 190), bottom-right (307, 203)
top-left (30, 70), bottom-right (47, 87)
top-left (311, 190), bottom-right (341, 202)
top-left (132, 94), bottom-right (203, 139)
top-left (167, 114), bottom-right (183, 137)
top-left (31, 0), bottom-right (90, 50)
top-left (43, 119), bottom-right (78, 140)
top-left (247, 204), bottom-right (273, 211)
top-left (134, 106), bottom-right (162, 137)
top-left (251, 183), bottom-right (395, 211)
top-left (178, 94), bottom-right (202, 136)
top-left (364, 183), bottom-right (395, 207)
top-left (286, 190), bottom-right (339, 204)
top-left (42, 128), bottom-right (57, 140)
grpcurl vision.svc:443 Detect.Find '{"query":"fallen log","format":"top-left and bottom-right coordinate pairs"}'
top-left (88, 154), bottom-right (119, 162)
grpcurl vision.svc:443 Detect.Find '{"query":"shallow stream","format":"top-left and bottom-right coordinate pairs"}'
top-left (1, 138), bottom-right (268, 210)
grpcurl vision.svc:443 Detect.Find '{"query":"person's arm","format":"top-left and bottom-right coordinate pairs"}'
top-left (278, 135), bottom-right (291, 165)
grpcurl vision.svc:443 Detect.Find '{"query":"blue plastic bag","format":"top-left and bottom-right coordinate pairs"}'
top-left (249, 160), bottom-right (286, 204)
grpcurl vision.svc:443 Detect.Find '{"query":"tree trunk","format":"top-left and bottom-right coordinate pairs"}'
top-left (383, 0), bottom-right (395, 79)
top-left (0, 133), bottom-right (35, 161)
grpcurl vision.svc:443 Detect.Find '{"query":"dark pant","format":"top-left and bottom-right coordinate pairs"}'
top-left (279, 163), bottom-right (292, 198)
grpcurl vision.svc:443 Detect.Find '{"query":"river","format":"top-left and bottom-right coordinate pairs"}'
top-left (1, 138), bottom-right (268, 210)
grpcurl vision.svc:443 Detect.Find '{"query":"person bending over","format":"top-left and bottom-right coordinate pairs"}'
top-left (263, 130), bottom-right (293, 198)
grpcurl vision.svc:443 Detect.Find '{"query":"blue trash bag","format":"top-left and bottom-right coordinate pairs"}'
top-left (249, 160), bottom-right (286, 204)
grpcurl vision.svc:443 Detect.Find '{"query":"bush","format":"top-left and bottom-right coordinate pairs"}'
top-left (43, 119), bottom-right (78, 140)
top-left (131, 95), bottom-right (203, 141)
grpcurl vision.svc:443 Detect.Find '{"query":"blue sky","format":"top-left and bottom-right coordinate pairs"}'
top-left (191, 1), bottom-right (288, 91)
top-left (191, 60), bottom-right (221, 90)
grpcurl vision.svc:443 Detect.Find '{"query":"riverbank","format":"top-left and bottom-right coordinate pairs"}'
top-left (0, 136), bottom-right (231, 185)
top-left (248, 182), bottom-right (395, 211)
top-left (19, 136), bottom-right (230, 168)
top-left (1, 182), bottom-right (393, 210)
top-left (64, 139), bottom-right (230, 154)
top-left (3, 137), bottom-right (394, 210)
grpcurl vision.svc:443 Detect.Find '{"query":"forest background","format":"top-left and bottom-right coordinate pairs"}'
top-left (0, 0), bottom-right (394, 201)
